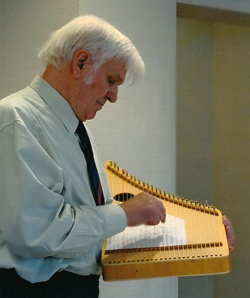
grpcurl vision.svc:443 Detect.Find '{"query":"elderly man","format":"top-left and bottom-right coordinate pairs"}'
top-left (0, 15), bottom-right (234, 298)
top-left (0, 15), bottom-right (167, 297)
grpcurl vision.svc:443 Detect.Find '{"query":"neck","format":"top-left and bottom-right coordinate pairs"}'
top-left (41, 64), bottom-right (72, 102)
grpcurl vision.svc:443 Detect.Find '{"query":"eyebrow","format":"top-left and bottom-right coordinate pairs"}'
top-left (115, 74), bottom-right (126, 85)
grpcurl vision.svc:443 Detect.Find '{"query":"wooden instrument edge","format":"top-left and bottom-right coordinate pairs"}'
top-left (102, 247), bottom-right (230, 281)
top-left (102, 160), bottom-right (230, 281)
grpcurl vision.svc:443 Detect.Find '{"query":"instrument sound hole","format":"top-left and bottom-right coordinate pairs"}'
top-left (113, 193), bottom-right (134, 202)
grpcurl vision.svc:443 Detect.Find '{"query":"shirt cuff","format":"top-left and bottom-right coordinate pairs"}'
top-left (98, 204), bottom-right (127, 239)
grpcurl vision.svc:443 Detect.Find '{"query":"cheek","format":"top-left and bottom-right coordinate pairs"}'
top-left (82, 77), bottom-right (109, 101)
top-left (93, 77), bottom-right (109, 94)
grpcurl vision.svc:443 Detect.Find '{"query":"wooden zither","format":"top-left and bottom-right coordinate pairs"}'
top-left (101, 161), bottom-right (230, 281)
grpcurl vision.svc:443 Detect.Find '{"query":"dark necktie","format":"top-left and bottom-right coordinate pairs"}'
top-left (76, 121), bottom-right (104, 206)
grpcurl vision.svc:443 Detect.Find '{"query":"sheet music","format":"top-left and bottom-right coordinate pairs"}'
top-left (107, 213), bottom-right (187, 250)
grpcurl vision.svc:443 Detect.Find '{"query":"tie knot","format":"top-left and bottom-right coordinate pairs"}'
top-left (76, 120), bottom-right (86, 133)
top-left (76, 121), bottom-right (88, 143)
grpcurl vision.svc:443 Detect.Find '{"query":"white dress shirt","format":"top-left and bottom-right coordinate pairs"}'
top-left (0, 76), bottom-right (127, 283)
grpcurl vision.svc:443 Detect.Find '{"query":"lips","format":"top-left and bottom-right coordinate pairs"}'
top-left (96, 101), bottom-right (104, 111)
top-left (97, 98), bottom-right (107, 108)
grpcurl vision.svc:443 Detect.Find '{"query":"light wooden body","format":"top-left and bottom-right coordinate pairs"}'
top-left (102, 161), bottom-right (230, 281)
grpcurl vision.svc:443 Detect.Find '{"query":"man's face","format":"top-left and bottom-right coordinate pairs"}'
top-left (72, 59), bottom-right (127, 121)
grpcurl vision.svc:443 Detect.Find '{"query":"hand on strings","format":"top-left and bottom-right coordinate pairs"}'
top-left (223, 215), bottom-right (235, 252)
top-left (120, 192), bottom-right (166, 227)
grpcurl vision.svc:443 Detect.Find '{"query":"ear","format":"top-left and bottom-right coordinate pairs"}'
top-left (72, 50), bottom-right (93, 79)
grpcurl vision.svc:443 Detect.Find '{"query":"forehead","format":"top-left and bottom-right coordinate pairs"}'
top-left (100, 59), bottom-right (127, 84)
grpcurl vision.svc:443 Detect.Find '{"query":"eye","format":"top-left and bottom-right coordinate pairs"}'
top-left (108, 77), bottom-right (116, 86)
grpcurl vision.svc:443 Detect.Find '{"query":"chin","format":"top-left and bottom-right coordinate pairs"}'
top-left (86, 113), bottom-right (97, 121)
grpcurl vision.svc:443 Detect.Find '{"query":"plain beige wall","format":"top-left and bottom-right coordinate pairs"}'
top-left (177, 17), bottom-right (250, 297)
top-left (0, 0), bottom-right (79, 98)
top-left (212, 23), bottom-right (250, 297)
top-left (179, 0), bottom-right (250, 14)
top-left (177, 18), bottom-right (214, 298)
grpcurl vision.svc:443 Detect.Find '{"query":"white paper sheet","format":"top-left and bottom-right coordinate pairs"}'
top-left (106, 213), bottom-right (187, 250)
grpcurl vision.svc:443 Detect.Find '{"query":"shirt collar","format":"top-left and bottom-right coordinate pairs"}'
top-left (30, 75), bottom-right (79, 135)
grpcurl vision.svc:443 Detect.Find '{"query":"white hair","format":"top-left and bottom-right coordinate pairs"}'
top-left (38, 15), bottom-right (145, 84)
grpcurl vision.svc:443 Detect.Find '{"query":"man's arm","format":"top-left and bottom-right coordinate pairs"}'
top-left (0, 120), bottom-right (126, 259)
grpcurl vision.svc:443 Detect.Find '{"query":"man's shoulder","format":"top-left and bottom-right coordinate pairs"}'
top-left (0, 86), bottom-right (49, 128)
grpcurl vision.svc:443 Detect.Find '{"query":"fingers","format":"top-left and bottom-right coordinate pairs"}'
top-left (223, 215), bottom-right (235, 252)
top-left (143, 194), bottom-right (166, 225)
top-left (146, 209), bottom-right (166, 226)
top-left (161, 212), bottom-right (166, 223)
top-left (120, 192), bottom-right (166, 227)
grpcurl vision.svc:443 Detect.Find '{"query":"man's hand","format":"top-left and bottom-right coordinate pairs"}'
top-left (119, 192), bottom-right (166, 227)
top-left (223, 215), bottom-right (235, 252)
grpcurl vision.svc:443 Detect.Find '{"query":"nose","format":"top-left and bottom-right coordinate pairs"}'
top-left (106, 84), bottom-right (118, 103)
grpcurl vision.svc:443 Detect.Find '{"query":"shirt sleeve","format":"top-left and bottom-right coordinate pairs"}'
top-left (0, 120), bottom-right (127, 259)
